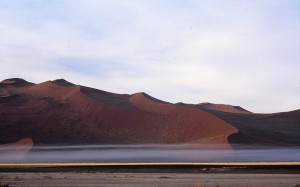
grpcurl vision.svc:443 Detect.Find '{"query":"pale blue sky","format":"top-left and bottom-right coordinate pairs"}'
top-left (0, 0), bottom-right (299, 113)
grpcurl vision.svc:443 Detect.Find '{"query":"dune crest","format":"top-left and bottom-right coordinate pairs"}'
top-left (25, 81), bottom-right (81, 99)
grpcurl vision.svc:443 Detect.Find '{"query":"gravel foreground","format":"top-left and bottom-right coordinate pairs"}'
top-left (0, 172), bottom-right (300, 187)
top-left (1, 164), bottom-right (300, 187)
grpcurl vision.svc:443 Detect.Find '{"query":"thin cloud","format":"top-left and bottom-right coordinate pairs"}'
top-left (0, 0), bottom-right (299, 113)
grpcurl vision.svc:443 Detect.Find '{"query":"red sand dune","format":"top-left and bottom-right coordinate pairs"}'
top-left (0, 78), bottom-right (299, 149)
top-left (129, 93), bottom-right (237, 146)
top-left (198, 102), bottom-right (251, 114)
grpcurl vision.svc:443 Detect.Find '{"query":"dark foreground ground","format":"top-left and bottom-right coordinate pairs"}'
top-left (1, 172), bottom-right (300, 187)
top-left (1, 165), bottom-right (300, 187)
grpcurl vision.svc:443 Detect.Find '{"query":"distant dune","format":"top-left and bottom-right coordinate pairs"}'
top-left (197, 102), bottom-right (251, 114)
top-left (0, 78), bottom-right (299, 150)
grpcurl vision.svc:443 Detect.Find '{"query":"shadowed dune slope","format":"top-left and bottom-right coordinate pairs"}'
top-left (262, 109), bottom-right (300, 122)
top-left (194, 109), bottom-right (300, 146)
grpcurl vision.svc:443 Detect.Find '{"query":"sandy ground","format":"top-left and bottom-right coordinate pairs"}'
top-left (0, 164), bottom-right (299, 186)
top-left (0, 172), bottom-right (300, 187)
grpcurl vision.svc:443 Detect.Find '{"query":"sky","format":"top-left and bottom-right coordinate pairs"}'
top-left (0, 0), bottom-right (299, 113)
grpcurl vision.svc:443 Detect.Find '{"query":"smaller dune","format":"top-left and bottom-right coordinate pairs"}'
top-left (0, 138), bottom-right (33, 161)
top-left (198, 102), bottom-right (251, 114)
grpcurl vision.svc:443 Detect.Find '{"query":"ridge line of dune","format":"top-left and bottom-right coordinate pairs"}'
top-left (24, 81), bottom-right (81, 99)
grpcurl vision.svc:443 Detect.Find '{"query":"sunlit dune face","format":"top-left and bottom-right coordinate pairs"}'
top-left (129, 93), bottom-right (238, 145)
top-left (0, 138), bottom-right (33, 161)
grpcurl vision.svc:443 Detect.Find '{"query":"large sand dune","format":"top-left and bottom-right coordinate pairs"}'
top-left (0, 78), bottom-right (299, 149)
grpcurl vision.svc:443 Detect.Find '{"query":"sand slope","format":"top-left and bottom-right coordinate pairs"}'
top-left (129, 93), bottom-right (237, 145)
